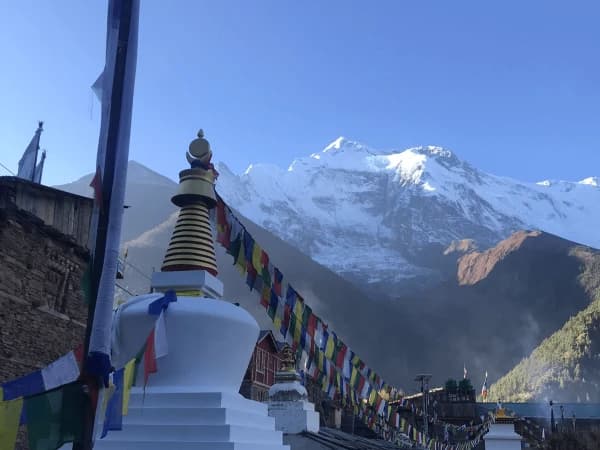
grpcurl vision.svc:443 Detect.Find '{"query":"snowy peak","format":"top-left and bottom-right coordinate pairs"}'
top-left (407, 145), bottom-right (455, 160)
top-left (579, 177), bottom-right (599, 187)
top-left (321, 136), bottom-right (371, 153)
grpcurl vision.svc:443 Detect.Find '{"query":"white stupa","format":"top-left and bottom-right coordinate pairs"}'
top-left (95, 130), bottom-right (289, 449)
top-left (483, 407), bottom-right (522, 450)
top-left (267, 345), bottom-right (320, 434)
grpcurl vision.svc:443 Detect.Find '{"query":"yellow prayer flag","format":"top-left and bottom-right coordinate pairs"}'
top-left (325, 335), bottom-right (335, 360)
top-left (293, 316), bottom-right (302, 345)
top-left (273, 315), bottom-right (282, 331)
top-left (122, 358), bottom-right (136, 415)
top-left (252, 243), bottom-right (262, 273)
top-left (0, 393), bottom-right (23, 450)
top-left (317, 351), bottom-right (324, 371)
top-left (235, 241), bottom-right (246, 274)
top-left (294, 298), bottom-right (303, 321)
top-left (368, 389), bottom-right (377, 405)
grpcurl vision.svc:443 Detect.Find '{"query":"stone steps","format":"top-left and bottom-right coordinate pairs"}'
top-left (128, 391), bottom-right (267, 415)
top-left (96, 441), bottom-right (290, 450)
top-left (94, 390), bottom-right (289, 450)
top-left (124, 406), bottom-right (276, 430)
top-left (100, 424), bottom-right (282, 443)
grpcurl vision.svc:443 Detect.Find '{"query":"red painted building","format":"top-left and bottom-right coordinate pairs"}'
top-left (240, 330), bottom-right (284, 402)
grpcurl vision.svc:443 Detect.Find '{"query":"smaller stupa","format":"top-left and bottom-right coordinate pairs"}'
top-left (483, 405), bottom-right (523, 450)
top-left (268, 345), bottom-right (320, 433)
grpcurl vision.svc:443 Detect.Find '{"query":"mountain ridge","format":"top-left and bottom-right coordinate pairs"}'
top-left (215, 137), bottom-right (599, 293)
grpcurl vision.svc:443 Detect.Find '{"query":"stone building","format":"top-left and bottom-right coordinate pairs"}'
top-left (0, 176), bottom-right (92, 384)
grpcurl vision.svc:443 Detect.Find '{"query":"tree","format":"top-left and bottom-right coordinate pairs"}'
top-left (458, 378), bottom-right (473, 394)
top-left (445, 379), bottom-right (458, 393)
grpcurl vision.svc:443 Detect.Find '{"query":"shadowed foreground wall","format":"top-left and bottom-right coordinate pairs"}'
top-left (0, 177), bottom-right (92, 449)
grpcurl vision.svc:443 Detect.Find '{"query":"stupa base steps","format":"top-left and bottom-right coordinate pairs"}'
top-left (268, 400), bottom-right (320, 434)
top-left (94, 390), bottom-right (290, 450)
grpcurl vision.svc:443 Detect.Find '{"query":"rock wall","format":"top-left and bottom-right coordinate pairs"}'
top-left (0, 206), bottom-right (88, 382)
top-left (0, 179), bottom-right (93, 450)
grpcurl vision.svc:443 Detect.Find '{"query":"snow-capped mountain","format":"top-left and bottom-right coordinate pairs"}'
top-left (216, 137), bottom-right (600, 289)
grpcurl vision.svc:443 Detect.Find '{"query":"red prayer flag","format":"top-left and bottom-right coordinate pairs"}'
top-left (336, 343), bottom-right (348, 369)
top-left (216, 198), bottom-right (231, 248)
top-left (307, 314), bottom-right (317, 338)
top-left (89, 165), bottom-right (103, 209)
top-left (144, 328), bottom-right (157, 385)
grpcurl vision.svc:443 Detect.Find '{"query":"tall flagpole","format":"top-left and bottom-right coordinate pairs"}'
top-left (76, 1), bottom-right (139, 448)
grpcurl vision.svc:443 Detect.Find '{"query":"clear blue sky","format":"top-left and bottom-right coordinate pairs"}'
top-left (1, 1), bottom-right (599, 186)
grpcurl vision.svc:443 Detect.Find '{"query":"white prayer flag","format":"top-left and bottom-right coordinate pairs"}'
top-left (154, 311), bottom-right (169, 359)
top-left (41, 351), bottom-right (80, 390)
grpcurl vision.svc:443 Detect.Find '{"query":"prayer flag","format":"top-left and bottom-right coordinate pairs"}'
top-left (324, 332), bottom-right (336, 360)
top-left (122, 359), bottom-right (136, 415)
top-left (273, 267), bottom-right (283, 297)
top-left (252, 242), bottom-right (262, 273)
top-left (1, 371), bottom-right (45, 401)
top-left (154, 310), bottom-right (169, 359)
top-left (481, 371), bottom-right (488, 400)
top-left (33, 150), bottom-right (46, 184)
top-left (0, 392), bottom-right (23, 450)
top-left (25, 382), bottom-right (87, 450)
top-left (267, 289), bottom-right (278, 320)
top-left (41, 351), bottom-right (80, 391)
top-left (17, 122), bottom-right (43, 181)
top-left (243, 232), bottom-right (254, 263)
top-left (143, 329), bottom-right (157, 385)
top-left (101, 369), bottom-right (124, 437)
top-left (261, 252), bottom-right (271, 286)
top-left (274, 296), bottom-right (284, 332)
top-left (260, 284), bottom-right (270, 309)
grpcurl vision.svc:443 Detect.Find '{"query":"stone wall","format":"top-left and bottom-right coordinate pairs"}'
top-left (0, 181), bottom-right (92, 450)
top-left (0, 206), bottom-right (88, 381)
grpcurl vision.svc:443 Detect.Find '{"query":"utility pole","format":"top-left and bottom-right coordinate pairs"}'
top-left (415, 374), bottom-right (432, 442)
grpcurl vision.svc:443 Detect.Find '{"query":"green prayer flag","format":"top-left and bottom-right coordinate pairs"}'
top-left (302, 304), bottom-right (312, 329)
top-left (227, 231), bottom-right (241, 258)
top-left (25, 382), bottom-right (87, 450)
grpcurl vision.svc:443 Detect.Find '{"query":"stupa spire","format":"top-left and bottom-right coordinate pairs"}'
top-left (161, 129), bottom-right (218, 275)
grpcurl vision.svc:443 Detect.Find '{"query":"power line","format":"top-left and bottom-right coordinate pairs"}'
top-left (0, 161), bottom-right (16, 176)
top-left (123, 259), bottom-right (152, 280)
top-left (115, 282), bottom-right (135, 296)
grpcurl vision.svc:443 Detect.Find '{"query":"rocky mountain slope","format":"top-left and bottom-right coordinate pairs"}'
top-left (489, 258), bottom-right (600, 403)
top-left (400, 231), bottom-right (600, 388)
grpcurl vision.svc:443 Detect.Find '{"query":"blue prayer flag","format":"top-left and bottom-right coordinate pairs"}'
top-left (101, 369), bottom-right (124, 438)
top-left (1, 371), bottom-right (45, 400)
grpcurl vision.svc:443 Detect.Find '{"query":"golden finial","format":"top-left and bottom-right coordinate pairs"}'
top-left (186, 129), bottom-right (213, 168)
top-left (280, 345), bottom-right (296, 372)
